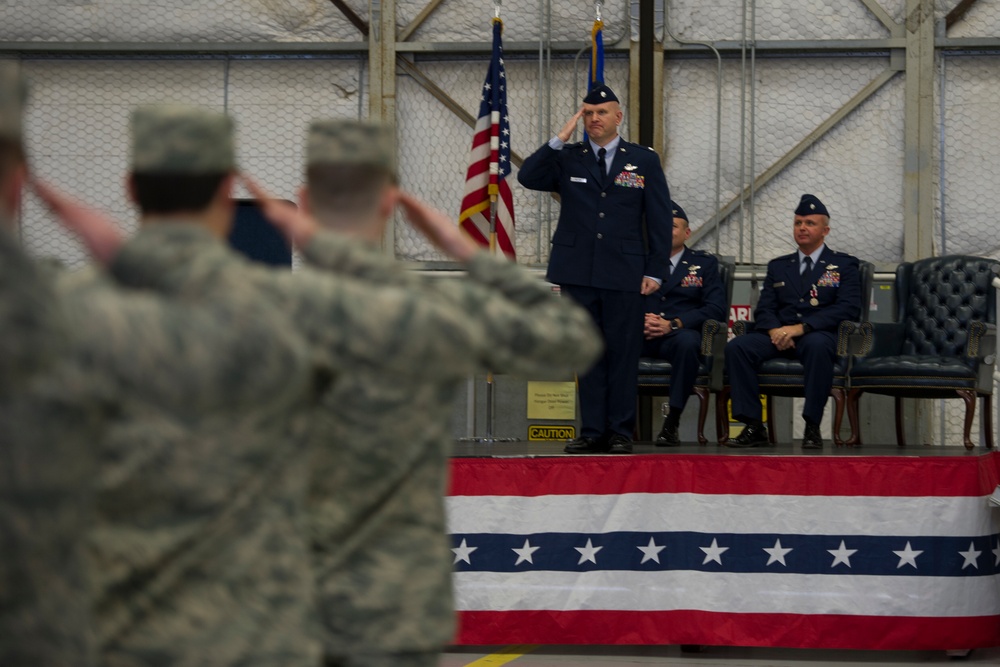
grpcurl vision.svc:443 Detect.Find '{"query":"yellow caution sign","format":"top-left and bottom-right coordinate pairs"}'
top-left (527, 424), bottom-right (576, 441)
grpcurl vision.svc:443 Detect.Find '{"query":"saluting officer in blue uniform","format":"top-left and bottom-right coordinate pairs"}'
top-left (642, 201), bottom-right (727, 446)
top-left (724, 194), bottom-right (861, 449)
top-left (518, 83), bottom-right (673, 454)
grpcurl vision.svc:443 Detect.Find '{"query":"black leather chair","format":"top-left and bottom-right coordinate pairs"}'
top-left (637, 259), bottom-right (734, 444)
top-left (716, 261), bottom-right (873, 446)
top-left (846, 255), bottom-right (998, 449)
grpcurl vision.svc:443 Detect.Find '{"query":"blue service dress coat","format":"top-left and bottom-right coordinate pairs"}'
top-left (517, 137), bottom-right (672, 440)
top-left (726, 245), bottom-right (861, 425)
top-left (753, 246), bottom-right (861, 334)
top-left (642, 248), bottom-right (727, 411)
top-left (644, 248), bottom-right (727, 333)
top-left (517, 139), bottom-right (673, 291)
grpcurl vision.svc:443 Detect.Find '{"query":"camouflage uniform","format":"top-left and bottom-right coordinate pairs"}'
top-left (70, 105), bottom-right (327, 667)
top-left (107, 110), bottom-right (602, 667)
top-left (1, 88), bottom-right (319, 665)
top-left (300, 120), bottom-right (604, 667)
top-left (62, 269), bottom-right (321, 667)
top-left (0, 62), bottom-right (100, 666)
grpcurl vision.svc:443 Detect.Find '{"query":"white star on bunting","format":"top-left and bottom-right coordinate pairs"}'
top-left (637, 537), bottom-right (666, 564)
top-left (892, 541), bottom-right (923, 569)
top-left (828, 540), bottom-right (857, 568)
top-left (451, 538), bottom-right (477, 565)
top-left (700, 538), bottom-right (729, 565)
top-left (763, 538), bottom-right (793, 567)
top-left (512, 539), bottom-right (540, 566)
top-left (575, 538), bottom-right (603, 565)
top-left (959, 542), bottom-right (981, 570)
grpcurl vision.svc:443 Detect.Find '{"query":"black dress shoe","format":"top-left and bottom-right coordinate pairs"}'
top-left (563, 436), bottom-right (610, 454)
top-left (725, 423), bottom-right (769, 448)
top-left (802, 423), bottom-right (824, 449)
top-left (655, 420), bottom-right (681, 447)
top-left (607, 433), bottom-right (633, 454)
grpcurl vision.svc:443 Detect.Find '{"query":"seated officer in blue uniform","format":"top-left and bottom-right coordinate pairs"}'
top-left (642, 201), bottom-right (726, 446)
top-left (724, 194), bottom-right (861, 449)
top-left (518, 82), bottom-right (672, 454)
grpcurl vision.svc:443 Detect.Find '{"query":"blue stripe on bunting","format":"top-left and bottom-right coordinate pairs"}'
top-left (451, 532), bottom-right (1000, 577)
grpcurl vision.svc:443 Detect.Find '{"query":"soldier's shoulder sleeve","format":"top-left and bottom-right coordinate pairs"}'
top-left (431, 252), bottom-right (603, 377)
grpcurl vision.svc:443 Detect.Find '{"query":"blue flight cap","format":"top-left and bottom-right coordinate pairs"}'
top-left (583, 83), bottom-right (619, 105)
top-left (670, 200), bottom-right (688, 222)
top-left (795, 193), bottom-right (829, 217)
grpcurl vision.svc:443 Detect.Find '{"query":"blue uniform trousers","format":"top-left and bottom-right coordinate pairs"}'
top-left (725, 330), bottom-right (836, 425)
top-left (641, 328), bottom-right (702, 413)
top-left (563, 284), bottom-right (643, 440)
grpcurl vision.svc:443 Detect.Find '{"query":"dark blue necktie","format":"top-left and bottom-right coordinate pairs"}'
top-left (598, 147), bottom-right (607, 185)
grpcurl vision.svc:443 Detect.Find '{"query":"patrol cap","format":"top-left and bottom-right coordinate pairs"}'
top-left (130, 105), bottom-right (235, 174)
top-left (795, 193), bottom-right (829, 218)
top-left (307, 118), bottom-right (396, 176)
top-left (670, 200), bottom-right (688, 223)
top-left (583, 82), bottom-right (619, 105)
top-left (0, 62), bottom-right (28, 143)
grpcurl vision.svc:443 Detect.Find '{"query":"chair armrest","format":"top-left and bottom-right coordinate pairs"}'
top-left (732, 320), bottom-right (750, 337)
top-left (966, 321), bottom-right (996, 362)
top-left (700, 319), bottom-right (728, 357)
top-left (836, 320), bottom-right (861, 356)
top-left (856, 321), bottom-right (905, 358)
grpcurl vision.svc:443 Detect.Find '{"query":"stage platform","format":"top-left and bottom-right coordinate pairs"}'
top-left (445, 443), bottom-right (1000, 651)
top-left (451, 440), bottom-right (995, 458)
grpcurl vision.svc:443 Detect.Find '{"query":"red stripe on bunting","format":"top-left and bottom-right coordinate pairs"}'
top-left (454, 609), bottom-right (1000, 649)
top-left (447, 451), bottom-right (1000, 498)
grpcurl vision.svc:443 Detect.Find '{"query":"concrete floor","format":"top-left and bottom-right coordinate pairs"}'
top-left (441, 645), bottom-right (1000, 665)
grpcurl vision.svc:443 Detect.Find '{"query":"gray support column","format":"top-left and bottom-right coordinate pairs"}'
top-left (902, 0), bottom-right (937, 443)
top-left (902, 0), bottom-right (936, 262)
top-left (369, 0), bottom-right (396, 253)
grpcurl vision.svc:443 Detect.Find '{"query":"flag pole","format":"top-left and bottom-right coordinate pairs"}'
top-left (456, 0), bottom-right (519, 444)
top-left (484, 4), bottom-right (500, 443)
top-left (485, 196), bottom-right (497, 442)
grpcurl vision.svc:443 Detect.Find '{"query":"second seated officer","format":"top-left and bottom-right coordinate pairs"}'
top-left (518, 82), bottom-right (673, 454)
top-left (642, 200), bottom-right (726, 446)
top-left (724, 194), bottom-right (861, 449)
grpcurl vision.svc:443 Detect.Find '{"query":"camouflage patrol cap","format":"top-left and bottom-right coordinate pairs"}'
top-left (0, 62), bottom-right (28, 143)
top-left (130, 105), bottom-right (235, 173)
top-left (307, 119), bottom-right (396, 176)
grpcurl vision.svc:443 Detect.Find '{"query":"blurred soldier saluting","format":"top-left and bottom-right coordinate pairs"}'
top-left (0, 65), bottom-right (315, 666)
top-left (264, 118), bottom-right (602, 667)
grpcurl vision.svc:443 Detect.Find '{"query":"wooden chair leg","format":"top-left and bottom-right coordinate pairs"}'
top-left (895, 396), bottom-right (906, 446)
top-left (845, 388), bottom-right (863, 447)
top-left (766, 393), bottom-right (777, 444)
top-left (716, 387), bottom-right (731, 445)
top-left (983, 394), bottom-right (994, 450)
top-left (957, 389), bottom-right (977, 450)
top-left (830, 386), bottom-right (846, 447)
top-left (694, 386), bottom-right (709, 445)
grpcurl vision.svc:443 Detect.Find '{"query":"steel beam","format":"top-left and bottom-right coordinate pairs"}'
top-left (857, 0), bottom-right (901, 35)
top-left (398, 0), bottom-right (446, 43)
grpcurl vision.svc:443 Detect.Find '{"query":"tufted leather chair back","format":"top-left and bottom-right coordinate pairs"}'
top-left (897, 255), bottom-right (998, 357)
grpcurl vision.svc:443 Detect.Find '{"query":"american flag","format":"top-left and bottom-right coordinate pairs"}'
top-left (458, 18), bottom-right (515, 259)
top-left (446, 453), bottom-right (1000, 649)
